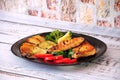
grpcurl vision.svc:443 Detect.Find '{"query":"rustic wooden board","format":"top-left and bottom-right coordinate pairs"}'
top-left (0, 71), bottom-right (43, 80)
top-left (0, 21), bottom-right (120, 80)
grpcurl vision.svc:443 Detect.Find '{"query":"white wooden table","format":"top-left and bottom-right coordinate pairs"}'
top-left (0, 20), bottom-right (120, 80)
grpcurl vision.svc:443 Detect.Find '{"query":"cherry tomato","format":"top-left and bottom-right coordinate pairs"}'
top-left (34, 54), bottom-right (53, 58)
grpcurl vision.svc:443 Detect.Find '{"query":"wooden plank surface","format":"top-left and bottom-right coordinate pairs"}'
top-left (0, 21), bottom-right (120, 80)
top-left (0, 10), bottom-right (120, 38)
top-left (0, 71), bottom-right (43, 80)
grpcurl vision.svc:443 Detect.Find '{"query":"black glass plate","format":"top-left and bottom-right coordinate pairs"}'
top-left (11, 32), bottom-right (107, 65)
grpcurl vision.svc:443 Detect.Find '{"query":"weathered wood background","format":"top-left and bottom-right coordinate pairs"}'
top-left (0, 0), bottom-right (120, 36)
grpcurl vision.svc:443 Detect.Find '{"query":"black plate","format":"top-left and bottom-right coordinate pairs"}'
top-left (11, 32), bottom-right (107, 65)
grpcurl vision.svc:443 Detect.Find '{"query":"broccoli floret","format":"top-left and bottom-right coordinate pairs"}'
top-left (45, 30), bottom-right (63, 43)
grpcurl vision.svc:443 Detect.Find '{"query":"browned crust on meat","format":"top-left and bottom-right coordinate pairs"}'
top-left (72, 41), bottom-right (96, 58)
top-left (20, 35), bottom-right (45, 57)
top-left (20, 42), bottom-right (36, 57)
top-left (48, 37), bottom-right (84, 52)
top-left (27, 35), bottom-right (45, 45)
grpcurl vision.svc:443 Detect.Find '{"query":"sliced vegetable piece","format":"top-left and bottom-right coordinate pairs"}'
top-left (62, 58), bottom-right (71, 63)
top-left (44, 56), bottom-right (55, 61)
top-left (44, 55), bottom-right (63, 61)
top-left (54, 58), bottom-right (77, 64)
top-left (54, 59), bottom-right (63, 64)
top-left (69, 59), bottom-right (77, 63)
top-left (34, 54), bottom-right (53, 58)
top-left (54, 55), bottom-right (63, 60)
top-left (39, 41), bottom-right (56, 51)
top-left (58, 31), bottom-right (72, 43)
top-left (54, 58), bottom-right (71, 64)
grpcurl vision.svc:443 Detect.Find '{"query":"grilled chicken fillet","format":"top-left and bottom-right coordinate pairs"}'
top-left (20, 35), bottom-right (46, 58)
top-left (72, 41), bottom-right (96, 58)
top-left (27, 35), bottom-right (45, 45)
top-left (20, 42), bottom-right (47, 58)
top-left (48, 37), bottom-right (84, 52)
top-left (20, 42), bottom-right (36, 57)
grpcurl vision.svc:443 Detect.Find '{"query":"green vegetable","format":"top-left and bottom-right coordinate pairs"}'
top-left (51, 51), bottom-right (67, 57)
top-left (45, 30), bottom-right (63, 43)
top-left (67, 49), bottom-right (74, 58)
top-left (51, 49), bottom-right (74, 58)
top-left (58, 31), bottom-right (72, 43)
